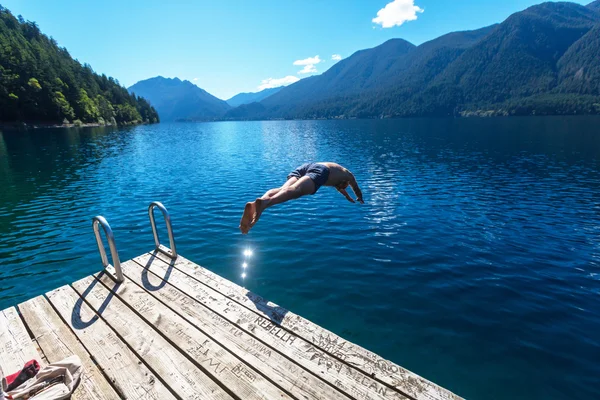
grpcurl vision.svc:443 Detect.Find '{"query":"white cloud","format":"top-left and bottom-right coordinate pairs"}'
top-left (293, 55), bottom-right (322, 66)
top-left (331, 54), bottom-right (342, 61)
top-left (258, 76), bottom-right (300, 90)
top-left (193, 77), bottom-right (198, 81)
top-left (298, 64), bottom-right (317, 74)
top-left (372, 0), bottom-right (423, 28)
top-left (292, 56), bottom-right (322, 75)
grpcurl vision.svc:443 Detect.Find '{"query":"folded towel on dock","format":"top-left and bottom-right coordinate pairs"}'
top-left (2, 355), bottom-right (82, 400)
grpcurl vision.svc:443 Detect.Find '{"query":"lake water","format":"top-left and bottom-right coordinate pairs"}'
top-left (1, 118), bottom-right (599, 399)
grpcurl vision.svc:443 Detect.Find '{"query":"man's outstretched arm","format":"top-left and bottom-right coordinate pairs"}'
top-left (336, 187), bottom-right (355, 203)
top-left (349, 176), bottom-right (364, 204)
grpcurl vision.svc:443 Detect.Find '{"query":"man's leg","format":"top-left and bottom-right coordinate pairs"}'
top-left (261, 188), bottom-right (281, 199)
top-left (239, 177), bottom-right (299, 234)
top-left (251, 176), bottom-right (315, 227)
top-left (260, 177), bottom-right (298, 200)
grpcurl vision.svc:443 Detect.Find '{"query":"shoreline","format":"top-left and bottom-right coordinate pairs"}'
top-left (0, 122), bottom-right (110, 129)
top-left (3, 113), bottom-right (599, 129)
top-left (190, 113), bottom-right (600, 123)
top-left (0, 121), bottom-right (153, 130)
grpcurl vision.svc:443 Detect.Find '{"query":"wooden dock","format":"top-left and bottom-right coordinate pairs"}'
top-left (0, 250), bottom-right (462, 400)
top-left (0, 203), bottom-right (461, 399)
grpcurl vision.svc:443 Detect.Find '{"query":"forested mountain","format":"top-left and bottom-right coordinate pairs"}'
top-left (226, 87), bottom-right (282, 107)
top-left (128, 77), bottom-right (230, 121)
top-left (556, 24), bottom-right (600, 95)
top-left (245, 28), bottom-right (494, 118)
top-left (434, 2), bottom-right (598, 103)
top-left (588, 0), bottom-right (600, 11)
top-left (0, 5), bottom-right (158, 125)
top-left (225, 1), bottom-right (600, 120)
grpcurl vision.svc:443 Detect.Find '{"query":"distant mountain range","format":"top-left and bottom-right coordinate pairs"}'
top-left (226, 0), bottom-right (600, 119)
top-left (128, 77), bottom-right (230, 121)
top-left (129, 0), bottom-right (600, 121)
top-left (226, 87), bottom-right (282, 107)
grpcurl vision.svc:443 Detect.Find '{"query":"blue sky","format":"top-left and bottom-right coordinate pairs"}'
top-left (1, 0), bottom-right (589, 100)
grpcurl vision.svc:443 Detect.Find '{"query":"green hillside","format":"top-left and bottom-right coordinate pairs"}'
top-left (0, 5), bottom-right (158, 125)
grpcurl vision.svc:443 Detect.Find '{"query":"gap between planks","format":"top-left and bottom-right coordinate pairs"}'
top-left (0, 307), bottom-right (46, 373)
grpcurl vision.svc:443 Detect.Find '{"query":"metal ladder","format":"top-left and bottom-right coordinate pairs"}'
top-left (92, 201), bottom-right (177, 282)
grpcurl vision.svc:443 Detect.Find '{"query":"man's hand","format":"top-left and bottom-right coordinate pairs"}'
top-left (337, 188), bottom-right (356, 203)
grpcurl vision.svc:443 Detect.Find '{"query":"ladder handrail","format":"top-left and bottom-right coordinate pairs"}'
top-left (148, 201), bottom-right (178, 259)
top-left (92, 216), bottom-right (124, 282)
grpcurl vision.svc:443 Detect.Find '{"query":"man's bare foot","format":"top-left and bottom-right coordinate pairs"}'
top-left (239, 201), bottom-right (256, 234)
top-left (250, 198), bottom-right (267, 227)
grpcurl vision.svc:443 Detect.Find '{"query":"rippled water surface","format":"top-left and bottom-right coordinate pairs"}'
top-left (1, 118), bottom-right (599, 399)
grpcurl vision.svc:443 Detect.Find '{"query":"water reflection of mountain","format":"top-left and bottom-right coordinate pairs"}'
top-left (0, 126), bottom-right (136, 217)
top-left (0, 126), bottom-right (138, 260)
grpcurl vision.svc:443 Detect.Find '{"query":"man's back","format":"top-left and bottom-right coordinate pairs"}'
top-left (317, 162), bottom-right (352, 187)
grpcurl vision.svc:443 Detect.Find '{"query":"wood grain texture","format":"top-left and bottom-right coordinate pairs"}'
top-left (19, 296), bottom-right (121, 400)
top-left (70, 274), bottom-right (235, 400)
top-left (147, 251), bottom-right (462, 400)
top-left (94, 265), bottom-right (291, 400)
top-left (0, 306), bottom-right (44, 374)
top-left (134, 253), bottom-right (409, 400)
top-left (119, 259), bottom-right (351, 400)
top-left (46, 284), bottom-right (176, 400)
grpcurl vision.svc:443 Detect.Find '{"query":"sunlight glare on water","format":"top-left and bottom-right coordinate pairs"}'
top-left (240, 247), bottom-right (254, 284)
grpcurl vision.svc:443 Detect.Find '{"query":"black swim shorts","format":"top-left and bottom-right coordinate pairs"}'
top-left (287, 163), bottom-right (330, 194)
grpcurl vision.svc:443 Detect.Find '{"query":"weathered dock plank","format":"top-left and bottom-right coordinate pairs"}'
top-left (134, 252), bottom-right (408, 400)
top-left (147, 251), bottom-right (461, 400)
top-left (0, 307), bottom-right (44, 374)
top-left (47, 284), bottom-right (176, 400)
top-left (93, 267), bottom-right (292, 400)
top-left (118, 259), bottom-right (352, 400)
top-left (70, 275), bottom-right (235, 400)
top-left (19, 296), bottom-right (120, 400)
